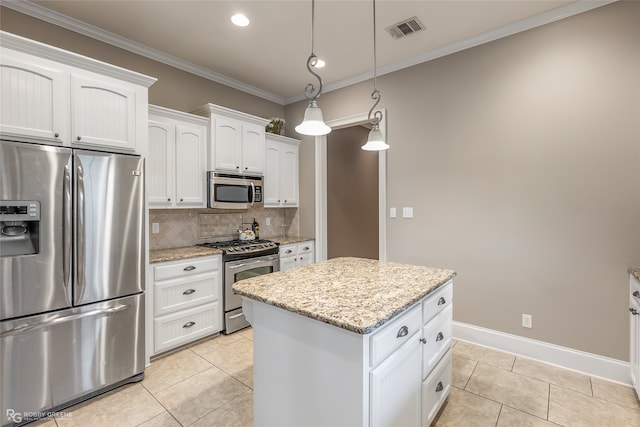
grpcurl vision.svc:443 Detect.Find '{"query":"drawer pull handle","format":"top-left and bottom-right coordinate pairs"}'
top-left (303, 247), bottom-right (310, 251)
top-left (420, 338), bottom-right (427, 344)
top-left (396, 326), bottom-right (409, 338)
top-left (438, 297), bottom-right (446, 306)
top-left (634, 291), bottom-right (640, 298)
top-left (285, 250), bottom-right (293, 254)
top-left (183, 266), bottom-right (196, 272)
top-left (435, 382), bottom-right (444, 392)
top-left (183, 289), bottom-right (196, 295)
top-left (631, 308), bottom-right (639, 316)
top-left (183, 321), bottom-right (196, 328)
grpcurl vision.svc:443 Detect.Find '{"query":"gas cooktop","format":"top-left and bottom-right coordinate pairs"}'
top-left (199, 239), bottom-right (278, 259)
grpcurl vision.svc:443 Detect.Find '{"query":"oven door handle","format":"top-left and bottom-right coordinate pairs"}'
top-left (227, 257), bottom-right (276, 271)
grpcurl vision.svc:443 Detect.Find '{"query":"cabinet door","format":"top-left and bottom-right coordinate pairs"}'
top-left (281, 143), bottom-right (299, 207)
top-left (631, 286), bottom-right (640, 398)
top-left (175, 124), bottom-right (206, 207)
top-left (0, 51), bottom-right (67, 142)
top-left (148, 121), bottom-right (175, 207)
top-left (213, 116), bottom-right (242, 172)
top-left (264, 141), bottom-right (282, 206)
top-left (242, 122), bottom-right (265, 174)
top-left (370, 332), bottom-right (422, 427)
top-left (279, 256), bottom-right (298, 272)
top-left (71, 74), bottom-right (137, 151)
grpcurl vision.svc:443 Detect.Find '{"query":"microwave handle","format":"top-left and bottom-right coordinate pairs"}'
top-left (249, 181), bottom-right (255, 207)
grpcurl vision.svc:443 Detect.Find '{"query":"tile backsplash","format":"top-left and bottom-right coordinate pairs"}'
top-left (149, 207), bottom-right (299, 250)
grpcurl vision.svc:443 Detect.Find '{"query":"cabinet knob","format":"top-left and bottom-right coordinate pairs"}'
top-left (438, 297), bottom-right (446, 306)
top-left (183, 321), bottom-right (196, 328)
top-left (236, 166), bottom-right (240, 169)
top-left (167, 198), bottom-right (171, 202)
top-left (183, 289), bottom-right (196, 295)
top-left (436, 332), bottom-right (444, 342)
top-left (420, 338), bottom-right (427, 344)
top-left (435, 382), bottom-right (444, 392)
top-left (245, 166), bottom-right (248, 170)
top-left (76, 136), bottom-right (82, 141)
top-left (630, 308), bottom-right (639, 316)
top-left (278, 200), bottom-right (281, 203)
top-left (284, 200), bottom-right (287, 203)
top-left (633, 291), bottom-right (640, 298)
top-left (396, 326), bottom-right (409, 338)
top-left (180, 198), bottom-right (184, 202)
top-left (54, 132), bottom-right (60, 138)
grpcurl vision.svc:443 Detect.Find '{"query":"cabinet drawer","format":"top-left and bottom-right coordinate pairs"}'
top-left (423, 281), bottom-right (452, 324)
top-left (154, 256), bottom-right (218, 281)
top-left (422, 305), bottom-right (453, 380)
top-left (155, 272), bottom-right (218, 317)
top-left (298, 242), bottom-right (314, 254)
top-left (154, 302), bottom-right (221, 353)
top-left (370, 304), bottom-right (422, 367)
top-left (280, 244), bottom-right (297, 257)
top-left (422, 348), bottom-right (452, 427)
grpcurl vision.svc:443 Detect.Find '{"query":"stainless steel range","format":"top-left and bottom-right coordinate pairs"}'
top-left (199, 239), bottom-right (279, 334)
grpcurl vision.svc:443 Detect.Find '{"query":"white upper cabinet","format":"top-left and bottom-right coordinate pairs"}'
top-left (0, 31), bottom-right (155, 154)
top-left (265, 134), bottom-right (299, 208)
top-left (148, 105), bottom-right (208, 208)
top-left (70, 74), bottom-right (137, 151)
top-left (192, 103), bottom-right (270, 175)
top-left (0, 52), bottom-right (67, 142)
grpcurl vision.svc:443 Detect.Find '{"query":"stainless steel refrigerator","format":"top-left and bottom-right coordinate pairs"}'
top-left (0, 140), bottom-right (145, 426)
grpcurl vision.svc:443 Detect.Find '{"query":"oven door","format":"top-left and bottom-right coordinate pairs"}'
top-left (224, 254), bottom-right (279, 333)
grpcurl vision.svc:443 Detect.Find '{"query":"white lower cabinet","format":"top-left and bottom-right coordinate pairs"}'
top-left (279, 240), bottom-right (315, 271)
top-left (152, 256), bottom-right (222, 355)
top-left (630, 273), bottom-right (640, 399)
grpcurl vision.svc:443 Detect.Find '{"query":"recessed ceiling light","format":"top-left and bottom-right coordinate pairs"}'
top-left (311, 58), bottom-right (326, 68)
top-left (231, 13), bottom-right (250, 27)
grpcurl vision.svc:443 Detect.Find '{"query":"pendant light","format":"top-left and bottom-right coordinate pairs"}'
top-left (362, 0), bottom-right (389, 151)
top-left (295, 0), bottom-right (331, 136)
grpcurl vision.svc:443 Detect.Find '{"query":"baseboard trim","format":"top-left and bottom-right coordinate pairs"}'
top-left (453, 321), bottom-right (630, 385)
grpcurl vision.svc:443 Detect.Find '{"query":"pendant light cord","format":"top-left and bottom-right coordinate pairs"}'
top-left (368, 0), bottom-right (382, 125)
top-left (304, 0), bottom-right (323, 101)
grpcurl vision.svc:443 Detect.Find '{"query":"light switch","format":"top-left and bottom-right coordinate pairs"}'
top-left (152, 223), bottom-right (160, 234)
top-left (390, 207), bottom-right (396, 218)
top-left (402, 207), bottom-right (413, 218)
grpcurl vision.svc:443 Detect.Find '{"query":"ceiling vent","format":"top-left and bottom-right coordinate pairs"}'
top-left (385, 16), bottom-right (425, 40)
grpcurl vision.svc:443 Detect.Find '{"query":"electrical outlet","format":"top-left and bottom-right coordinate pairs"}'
top-left (152, 223), bottom-right (160, 234)
top-left (266, 217), bottom-right (271, 226)
top-left (522, 314), bottom-right (532, 328)
top-left (390, 207), bottom-right (396, 218)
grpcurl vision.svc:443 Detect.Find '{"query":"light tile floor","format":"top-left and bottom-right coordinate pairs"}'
top-left (32, 331), bottom-right (639, 426)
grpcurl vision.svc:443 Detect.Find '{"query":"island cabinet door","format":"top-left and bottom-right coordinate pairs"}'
top-left (370, 332), bottom-right (422, 427)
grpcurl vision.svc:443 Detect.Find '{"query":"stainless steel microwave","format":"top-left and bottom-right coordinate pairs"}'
top-left (207, 172), bottom-right (263, 209)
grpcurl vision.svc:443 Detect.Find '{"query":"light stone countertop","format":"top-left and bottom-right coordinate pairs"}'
top-left (149, 246), bottom-right (222, 264)
top-left (233, 257), bottom-right (456, 334)
top-left (630, 268), bottom-right (640, 281)
top-left (269, 236), bottom-right (314, 245)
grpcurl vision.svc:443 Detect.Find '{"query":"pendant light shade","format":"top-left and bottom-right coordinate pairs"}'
top-left (361, 123), bottom-right (389, 151)
top-left (361, 0), bottom-right (388, 151)
top-left (295, 100), bottom-right (331, 135)
top-left (296, 0), bottom-right (331, 136)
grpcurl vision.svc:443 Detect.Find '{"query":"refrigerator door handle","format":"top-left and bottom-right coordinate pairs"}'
top-left (63, 163), bottom-right (72, 294)
top-left (0, 304), bottom-right (129, 337)
top-left (76, 162), bottom-right (86, 302)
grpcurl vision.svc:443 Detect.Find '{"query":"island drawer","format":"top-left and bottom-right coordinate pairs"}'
top-left (154, 256), bottom-right (219, 281)
top-left (422, 347), bottom-right (452, 427)
top-left (422, 304), bottom-right (452, 380)
top-left (370, 303), bottom-right (422, 367)
top-left (423, 281), bottom-right (453, 324)
top-left (154, 272), bottom-right (218, 316)
top-left (154, 301), bottom-right (222, 353)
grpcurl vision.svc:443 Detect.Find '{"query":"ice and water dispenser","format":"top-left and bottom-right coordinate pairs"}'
top-left (0, 201), bottom-right (40, 257)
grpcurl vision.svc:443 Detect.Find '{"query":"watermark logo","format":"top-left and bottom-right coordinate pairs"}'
top-left (6, 408), bottom-right (72, 423)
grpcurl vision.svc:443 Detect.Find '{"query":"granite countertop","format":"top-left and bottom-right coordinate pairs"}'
top-left (149, 246), bottom-right (222, 264)
top-left (270, 236), bottom-right (314, 245)
top-left (233, 257), bottom-right (456, 335)
top-left (630, 268), bottom-right (640, 281)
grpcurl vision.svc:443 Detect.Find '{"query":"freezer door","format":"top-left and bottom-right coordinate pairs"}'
top-left (0, 294), bottom-right (145, 422)
top-left (0, 141), bottom-right (73, 320)
top-left (74, 150), bottom-right (144, 305)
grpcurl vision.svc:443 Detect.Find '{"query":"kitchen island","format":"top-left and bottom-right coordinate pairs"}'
top-left (233, 257), bottom-right (456, 427)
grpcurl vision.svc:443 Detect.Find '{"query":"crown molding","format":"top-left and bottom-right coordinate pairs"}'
top-left (285, 0), bottom-right (617, 104)
top-left (2, 0), bottom-right (285, 105)
top-left (4, 0), bottom-right (616, 106)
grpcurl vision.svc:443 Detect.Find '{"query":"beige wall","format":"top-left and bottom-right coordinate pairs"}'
top-left (287, 1), bottom-right (640, 361)
top-left (327, 125), bottom-right (379, 259)
top-left (0, 7), bottom-right (284, 118)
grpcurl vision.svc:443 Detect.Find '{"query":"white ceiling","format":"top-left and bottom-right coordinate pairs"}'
top-left (6, 1), bottom-right (614, 104)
